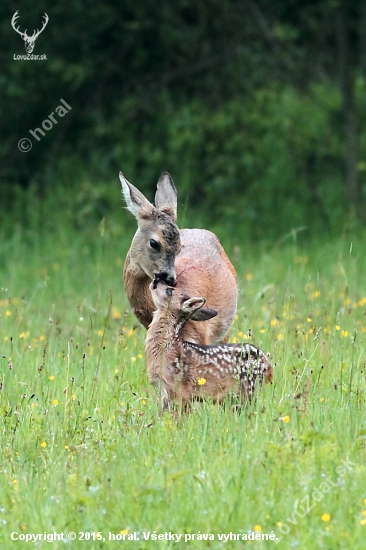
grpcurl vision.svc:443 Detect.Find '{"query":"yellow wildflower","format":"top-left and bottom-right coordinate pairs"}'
top-left (112, 308), bottom-right (121, 319)
top-left (197, 378), bottom-right (206, 386)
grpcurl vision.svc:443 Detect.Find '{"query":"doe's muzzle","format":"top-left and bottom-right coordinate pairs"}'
top-left (154, 271), bottom-right (176, 287)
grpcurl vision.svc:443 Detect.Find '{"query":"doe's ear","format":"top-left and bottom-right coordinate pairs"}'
top-left (191, 308), bottom-right (218, 322)
top-left (119, 172), bottom-right (153, 218)
top-left (155, 172), bottom-right (177, 220)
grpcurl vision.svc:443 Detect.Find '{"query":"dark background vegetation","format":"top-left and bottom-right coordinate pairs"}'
top-left (1, 0), bottom-right (366, 240)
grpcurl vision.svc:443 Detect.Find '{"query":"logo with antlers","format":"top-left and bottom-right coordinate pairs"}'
top-left (11, 11), bottom-right (49, 54)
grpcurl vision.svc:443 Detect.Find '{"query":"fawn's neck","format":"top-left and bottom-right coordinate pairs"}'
top-left (145, 310), bottom-right (185, 387)
top-left (146, 309), bottom-right (182, 355)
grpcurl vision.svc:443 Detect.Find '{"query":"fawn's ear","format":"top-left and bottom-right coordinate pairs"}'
top-left (155, 172), bottom-right (177, 220)
top-left (182, 297), bottom-right (218, 321)
top-left (182, 297), bottom-right (206, 314)
top-left (119, 172), bottom-right (153, 218)
top-left (191, 308), bottom-right (218, 322)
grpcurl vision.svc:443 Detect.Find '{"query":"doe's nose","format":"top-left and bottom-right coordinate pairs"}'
top-left (165, 275), bottom-right (176, 286)
top-left (155, 271), bottom-right (176, 287)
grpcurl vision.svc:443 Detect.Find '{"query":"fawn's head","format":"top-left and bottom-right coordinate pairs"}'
top-left (150, 279), bottom-right (218, 322)
top-left (120, 172), bottom-right (181, 285)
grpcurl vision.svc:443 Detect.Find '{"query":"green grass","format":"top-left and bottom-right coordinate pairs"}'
top-left (0, 222), bottom-right (365, 550)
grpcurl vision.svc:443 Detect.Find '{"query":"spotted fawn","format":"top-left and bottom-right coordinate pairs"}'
top-left (145, 279), bottom-right (274, 410)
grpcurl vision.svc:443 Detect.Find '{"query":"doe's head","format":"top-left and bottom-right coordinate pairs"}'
top-left (120, 171), bottom-right (181, 285)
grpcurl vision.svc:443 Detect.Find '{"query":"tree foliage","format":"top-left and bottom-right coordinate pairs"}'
top-left (1, 0), bottom-right (365, 235)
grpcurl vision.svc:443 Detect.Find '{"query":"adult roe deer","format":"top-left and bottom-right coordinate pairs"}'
top-left (145, 279), bottom-right (273, 410)
top-left (120, 171), bottom-right (238, 344)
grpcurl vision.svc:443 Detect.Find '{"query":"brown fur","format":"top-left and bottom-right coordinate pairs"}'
top-left (146, 282), bottom-right (273, 410)
top-left (121, 172), bottom-right (238, 344)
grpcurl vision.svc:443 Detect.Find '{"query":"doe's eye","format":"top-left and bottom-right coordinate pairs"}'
top-left (150, 239), bottom-right (160, 251)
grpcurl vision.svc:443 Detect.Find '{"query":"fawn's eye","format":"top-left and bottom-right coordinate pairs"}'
top-left (149, 239), bottom-right (160, 251)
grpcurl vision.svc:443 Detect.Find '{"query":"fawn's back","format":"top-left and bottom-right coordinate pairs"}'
top-left (179, 341), bottom-right (273, 402)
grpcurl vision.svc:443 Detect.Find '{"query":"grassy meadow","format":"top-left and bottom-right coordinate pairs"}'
top-left (0, 209), bottom-right (366, 549)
